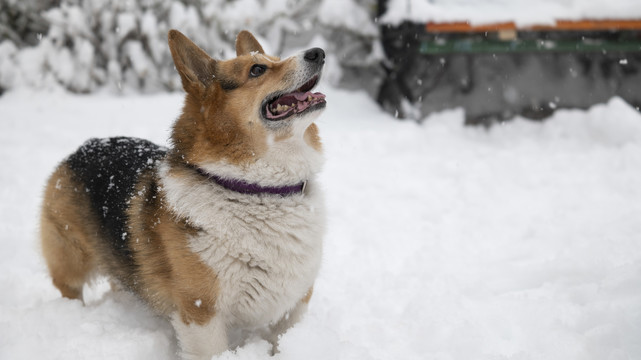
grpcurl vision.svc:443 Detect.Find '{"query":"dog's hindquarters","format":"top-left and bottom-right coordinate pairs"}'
top-left (40, 137), bottom-right (166, 301)
top-left (40, 163), bottom-right (99, 301)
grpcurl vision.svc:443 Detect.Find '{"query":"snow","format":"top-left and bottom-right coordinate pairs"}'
top-left (0, 0), bottom-right (381, 94)
top-left (117, 12), bottom-right (138, 40)
top-left (382, 0), bottom-right (641, 27)
top-left (318, 0), bottom-right (378, 36)
top-left (1, 87), bottom-right (641, 359)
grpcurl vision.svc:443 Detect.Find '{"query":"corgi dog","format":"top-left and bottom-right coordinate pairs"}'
top-left (40, 29), bottom-right (326, 359)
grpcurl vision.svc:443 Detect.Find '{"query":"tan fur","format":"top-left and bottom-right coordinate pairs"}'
top-left (40, 164), bottom-right (98, 301)
top-left (304, 123), bottom-right (323, 151)
top-left (183, 88), bottom-right (270, 166)
top-left (301, 287), bottom-right (314, 304)
top-left (127, 173), bottom-right (219, 325)
top-left (235, 30), bottom-right (265, 56)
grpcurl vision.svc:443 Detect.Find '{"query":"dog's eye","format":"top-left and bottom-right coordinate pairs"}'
top-left (249, 64), bottom-right (267, 78)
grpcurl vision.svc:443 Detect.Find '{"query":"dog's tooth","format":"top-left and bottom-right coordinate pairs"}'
top-left (308, 95), bottom-right (312, 102)
top-left (282, 105), bottom-right (289, 111)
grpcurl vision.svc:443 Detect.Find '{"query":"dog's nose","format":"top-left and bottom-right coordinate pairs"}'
top-left (304, 48), bottom-right (325, 64)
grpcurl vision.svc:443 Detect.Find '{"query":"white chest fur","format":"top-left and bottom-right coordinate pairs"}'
top-left (190, 190), bottom-right (324, 327)
top-left (159, 162), bottom-right (325, 328)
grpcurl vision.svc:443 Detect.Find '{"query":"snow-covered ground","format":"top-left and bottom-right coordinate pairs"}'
top-left (1, 86), bottom-right (640, 360)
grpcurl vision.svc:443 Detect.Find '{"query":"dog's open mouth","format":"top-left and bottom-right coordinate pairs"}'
top-left (263, 75), bottom-right (326, 121)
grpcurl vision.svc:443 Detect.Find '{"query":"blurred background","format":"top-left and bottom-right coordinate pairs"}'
top-left (2, 0), bottom-right (641, 124)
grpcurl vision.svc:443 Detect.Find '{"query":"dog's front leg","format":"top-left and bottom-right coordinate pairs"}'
top-left (171, 312), bottom-right (228, 360)
top-left (265, 287), bottom-right (314, 354)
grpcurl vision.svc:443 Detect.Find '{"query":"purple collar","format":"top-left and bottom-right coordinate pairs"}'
top-left (196, 168), bottom-right (307, 196)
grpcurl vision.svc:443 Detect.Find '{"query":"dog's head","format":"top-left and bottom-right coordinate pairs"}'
top-left (167, 30), bottom-right (326, 183)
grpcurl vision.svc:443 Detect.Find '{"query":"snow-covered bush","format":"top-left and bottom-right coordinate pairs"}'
top-left (0, 0), bottom-right (380, 94)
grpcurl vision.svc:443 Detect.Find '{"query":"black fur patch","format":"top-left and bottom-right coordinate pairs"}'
top-left (66, 137), bottom-right (166, 264)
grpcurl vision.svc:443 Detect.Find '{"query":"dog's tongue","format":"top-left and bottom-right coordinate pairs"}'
top-left (267, 91), bottom-right (326, 119)
top-left (273, 92), bottom-right (319, 107)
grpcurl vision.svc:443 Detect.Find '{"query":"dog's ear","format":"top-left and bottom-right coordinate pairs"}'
top-left (235, 30), bottom-right (264, 56)
top-left (168, 30), bottom-right (217, 93)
